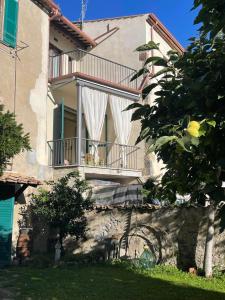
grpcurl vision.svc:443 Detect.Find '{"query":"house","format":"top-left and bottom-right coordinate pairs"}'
top-left (0, 0), bottom-right (183, 265)
top-left (82, 13), bottom-right (184, 180)
top-left (0, 0), bottom-right (54, 267)
top-left (48, 9), bottom-right (143, 184)
top-left (0, 0), bottom-right (92, 266)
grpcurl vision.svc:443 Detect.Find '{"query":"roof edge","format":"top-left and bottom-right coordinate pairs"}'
top-left (31, 0), bottom-right (97, 48)
top-left (81, 13), bottom-right (148, 23)
top-left (30, 0), bottom-right (59, 14)
top-left (55, 16), bottom-right (97, 48)
top-left (147, 13), bottom-right (184, 54)
top-left (0, 172), bottom-right (42, 186)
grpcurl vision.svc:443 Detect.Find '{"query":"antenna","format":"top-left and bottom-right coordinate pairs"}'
top-left (81, 0), bottom-right (88, 28)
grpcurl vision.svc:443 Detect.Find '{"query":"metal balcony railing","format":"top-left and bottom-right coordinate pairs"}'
top-left (47, 137), bottom-right (139, 170)
top-left (48, 48), bottom-right (138, 90)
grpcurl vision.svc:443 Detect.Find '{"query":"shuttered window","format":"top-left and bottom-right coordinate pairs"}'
top-left (3, 0), bottom-right (18, 48)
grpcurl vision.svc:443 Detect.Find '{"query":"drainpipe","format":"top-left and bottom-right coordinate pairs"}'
top-left (150, 21), bottom-right (158, 78)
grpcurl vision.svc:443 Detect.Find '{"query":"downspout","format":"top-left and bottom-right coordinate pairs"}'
top-left (147, 20), bottom-right (158, 103)
top-left (150, 24), bottom-right (155, 79)
top-left (150, 19), bottom-right (159, 78)
top-left (139, 19), bottom-right (158, 92)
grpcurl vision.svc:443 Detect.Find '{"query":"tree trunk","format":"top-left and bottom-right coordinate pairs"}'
top-left (203, 204), bottom-right (215, 277)
top-left (59, 230), bottom-right (64, 255)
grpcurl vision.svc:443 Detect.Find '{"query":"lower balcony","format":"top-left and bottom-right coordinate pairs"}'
top-left (47, 137), bottom-right (141, 179)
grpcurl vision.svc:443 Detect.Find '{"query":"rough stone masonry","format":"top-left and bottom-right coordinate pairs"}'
top-left (63, 206), bottom-right (225, 270)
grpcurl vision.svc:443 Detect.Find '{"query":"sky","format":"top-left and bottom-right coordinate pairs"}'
top-left (55, 0), bottom-right (200, 48)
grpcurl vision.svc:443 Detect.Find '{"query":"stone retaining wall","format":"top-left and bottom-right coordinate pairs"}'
top-left (63, 206), bottom-right (225, 270)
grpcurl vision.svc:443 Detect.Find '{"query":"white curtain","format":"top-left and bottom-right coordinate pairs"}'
top-left (61, 54), bottom-right (69, 76)
top-left (71, 59), bottom-right (77, 73)
top-left (52, 55), bottom-right (60, 78)
top-left (82, 87), bottom-right (108, 163)
top-left (110, 95), bottom-right (133, 167)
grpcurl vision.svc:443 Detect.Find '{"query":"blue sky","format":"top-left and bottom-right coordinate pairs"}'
top-left (55, 0), bottom-right (200, 47)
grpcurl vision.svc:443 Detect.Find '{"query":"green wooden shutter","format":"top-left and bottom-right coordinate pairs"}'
top-left (3, 0), bottom-right (19, 48)
top-left (53, 100), bottom-right (64, 165)
top-left (53, 100), bottom-right (65, 140)
top-left (0, 186), bottom-right (15, 268)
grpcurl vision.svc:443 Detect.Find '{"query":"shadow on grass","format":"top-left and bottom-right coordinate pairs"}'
top-left (1, 265), bottom-right (225, 300)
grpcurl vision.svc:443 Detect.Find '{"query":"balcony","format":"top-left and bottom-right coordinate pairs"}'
top-left (48, 49), bottom-right (138, 91)
top-left (47, 137), bottom-right (139, 172)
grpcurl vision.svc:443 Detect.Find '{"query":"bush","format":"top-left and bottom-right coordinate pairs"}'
top-left (29, 254), bottom-right (54, 268)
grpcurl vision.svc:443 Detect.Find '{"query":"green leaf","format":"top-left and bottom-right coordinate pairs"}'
top-left (136, 41), bottom-right (159, 52)
top-left (131, 68), bottom-right (148, 82)
top-left (151, 67), bottom-right (173, 80)
top-left (123, 102), bottom-right (143, 111)
top-left (148, 135), bottom-right (178, 152)
top-left (190, 137), bottom-right (200, 147)
top-left (142, 83), bottom-right (158, 99)
top-left (154, 59), bottom-right (168, 67)
top-left (131, 107), bottom-right (147, 121)
top-left (176, 138), bottom-right (192, 152)
top-left (181, 115), bottom-right (190, 129)
top-left (206, 120), bottom-right (216, 127)
top-left (140, 127), bottom-right (151, 139)
top-left (144, 56), bottom-right (168, 67)
top-left (191, 0), bottom-right (201, 10)
top-left (167, 49), bottom-right (179, 55)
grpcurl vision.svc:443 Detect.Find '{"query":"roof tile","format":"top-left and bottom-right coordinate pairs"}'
top-left (0, 172), bottom-right (42, 186)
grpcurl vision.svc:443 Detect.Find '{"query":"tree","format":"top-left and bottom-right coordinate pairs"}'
top-left (31, 172), bottom-right (92, 249)
top-left (0, 105), bottom-right (30, 174)
top-left (129, 0), bottom-right (225, 277)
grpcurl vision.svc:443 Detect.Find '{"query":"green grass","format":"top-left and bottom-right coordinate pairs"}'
top-left (0, 264), bottom-right (225, 300)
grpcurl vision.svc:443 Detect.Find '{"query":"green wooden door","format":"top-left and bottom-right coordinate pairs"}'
top-left (0, 185), bottom-right (15, 268)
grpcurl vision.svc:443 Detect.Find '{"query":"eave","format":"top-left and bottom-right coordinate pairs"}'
top-left (31, 0), bottom-right (97, 49)
top-left (51, 16), bottom-right (97, 49)
top-left (147, 13), bottom-right (185, 54)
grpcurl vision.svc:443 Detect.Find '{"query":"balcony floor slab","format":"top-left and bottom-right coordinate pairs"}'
top-left (52, 165), bottom-right (142, 181)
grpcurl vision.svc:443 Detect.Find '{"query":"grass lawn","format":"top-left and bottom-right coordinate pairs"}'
top-left (0, 264), bottom-right (225, 300)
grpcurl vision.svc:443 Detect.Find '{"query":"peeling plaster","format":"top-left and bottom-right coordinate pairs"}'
top-left (29, 13), bottom-right (49, 166)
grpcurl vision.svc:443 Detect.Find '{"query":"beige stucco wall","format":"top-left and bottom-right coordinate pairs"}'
top-left (83, 15), bottom-right (147, 70)
top-left (0, 0), bottom-right (53, 180)
top-left (0, 0), bottom-right (55, 248)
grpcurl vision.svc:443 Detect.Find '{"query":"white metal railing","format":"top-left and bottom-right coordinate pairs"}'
top-left (48, 48), bottom-right (138, 90)
top-left (47, 137), bottom-right (139, 170)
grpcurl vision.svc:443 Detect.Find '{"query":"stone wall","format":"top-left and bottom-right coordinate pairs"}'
top-left (63, 206), bottom-right (225, 270)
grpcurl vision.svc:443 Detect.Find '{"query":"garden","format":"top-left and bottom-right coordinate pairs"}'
top-left (1, 264), bottom-right (225, 300)
top-left (1, 0), bottom-right (225, 299)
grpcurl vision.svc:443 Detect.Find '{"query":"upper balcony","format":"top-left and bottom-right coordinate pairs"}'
top-left (48, 48), bottom-right (139, 92)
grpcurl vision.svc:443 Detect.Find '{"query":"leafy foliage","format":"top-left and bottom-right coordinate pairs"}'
top-left (0, 105), bottom-right (30, 174)
top-left (31, 172), bottom-right (92, 242)
top-left (193, 0), bottom-right (225, 38)
top-left (130, 0), bottom-right (225, 205)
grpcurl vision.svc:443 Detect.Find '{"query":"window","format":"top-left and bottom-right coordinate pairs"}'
top-left (0, 0), bottom-right (18, 48)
